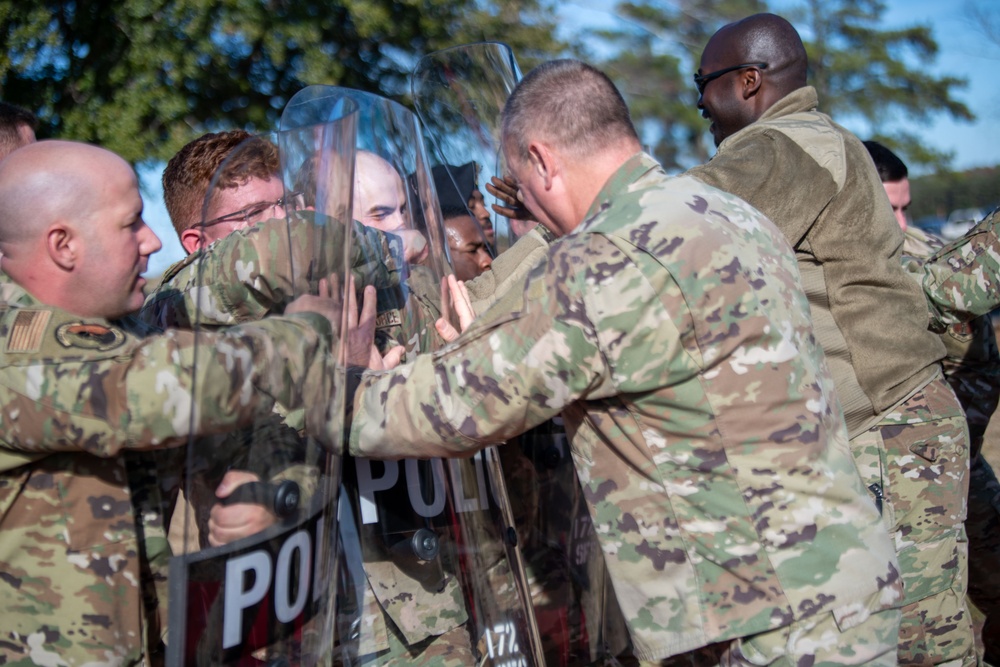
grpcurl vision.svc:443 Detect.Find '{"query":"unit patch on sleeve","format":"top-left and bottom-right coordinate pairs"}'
top-left (55, 322), bottom-right (127, 351)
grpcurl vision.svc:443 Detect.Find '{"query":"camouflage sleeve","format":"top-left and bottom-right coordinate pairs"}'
top-left (349, 221), bottom-right (405, 290)
top-left (349, 236), bottom-right (619, 460)
top-left (140, 214), bottom-right (403, 329)
top-left (0, 311), bottom-right (338, 457)
top-left (922, 207), bottom-right (1000, 329)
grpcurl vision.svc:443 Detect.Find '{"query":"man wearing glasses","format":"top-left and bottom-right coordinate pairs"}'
top-left (687, 13), bottom-right (974, 666)
top-left (165, 130), bottom-right (295, 254)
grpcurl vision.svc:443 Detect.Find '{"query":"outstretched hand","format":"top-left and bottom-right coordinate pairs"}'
top-left (285, 276), bottom-right (344, 342)
top-left (436, 274), bottom-right (476, 343)
top-left (341, 275), bottom-right (404, 370)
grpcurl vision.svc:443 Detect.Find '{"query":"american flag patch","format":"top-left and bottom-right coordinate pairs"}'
top-left (6, 310), bottom-right (51, 353)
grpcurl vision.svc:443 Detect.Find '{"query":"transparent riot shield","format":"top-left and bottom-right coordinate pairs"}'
top-left (411, 42), bottom-right (523, 256)
top-left (414, 44), bottom-right (632, 665)
top-left (282, 84), bottom-right (544, 667)
top-left (164, 111), bottom-right (357, 666)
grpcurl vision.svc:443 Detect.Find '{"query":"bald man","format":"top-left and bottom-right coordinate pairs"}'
top-left (687, 14), bottom-right (974, 665)
top-left (354, 150), bottom-right (409, 233)
top-left (0, 140), bottom-right (344, 665)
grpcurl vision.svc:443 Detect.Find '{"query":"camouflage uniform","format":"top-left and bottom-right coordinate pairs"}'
top-left (0, 271), bottom-right (338, 665)
top-left (687, 86), bottom-right (974, 665)
top-left (921, 207), bottom-right (1000, 328)
top-left (141, 213), bottom-right (479, 666)
top-left (913, 215), bottom-right (1000, 663)
top-left (466, 229), bottom-right (633, 664)
top-left (349, 153), bottom-right (903, 663)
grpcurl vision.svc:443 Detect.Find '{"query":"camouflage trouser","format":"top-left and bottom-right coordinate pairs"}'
top-left (966, 452), bottom-right (1000, 664)
top-left (352, 623), bottom-right (474, 666)
top-left (624, 607), bottom-right (901, 666)
top-left (851, 375), bottom-right (976, 666)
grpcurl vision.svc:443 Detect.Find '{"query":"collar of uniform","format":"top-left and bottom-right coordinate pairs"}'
top-left (758, 85), bottom-right (819, 122)
top-left (578, 152), bottom-right (660, 233)
top-left (717, 86), bottom-right (819, 152)
top-left (0, 269), bottom-right (38, 308)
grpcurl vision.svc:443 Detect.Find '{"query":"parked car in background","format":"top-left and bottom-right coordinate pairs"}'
top-left (941, 207), bottom-right (986, 240)
top-left (913, 216), bottom-right (946, 238)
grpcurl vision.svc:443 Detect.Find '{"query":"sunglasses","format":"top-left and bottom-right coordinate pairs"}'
top-left (694, 62), bottom-right (768, 95)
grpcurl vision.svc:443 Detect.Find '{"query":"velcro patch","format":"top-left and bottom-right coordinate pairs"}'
top-left (6, 309), bottom-right (52, 353)
top-left (55, 322), bottom-right (126, 351)
top-left (375, 310), bottom-right (402, 330)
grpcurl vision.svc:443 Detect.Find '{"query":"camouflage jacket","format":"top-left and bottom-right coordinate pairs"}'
top-left (901, 225), bottom-right (1000, 445)
top-left (349, 152), bottom-right (902, 660)
top-left (688, 87), bottom-right (945, 437)
top-left (0, 271), bottom-right (337, 665)
top-left (921, 206), bottom-right (1000, 327)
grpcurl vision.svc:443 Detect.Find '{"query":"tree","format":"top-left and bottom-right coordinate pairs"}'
top-left (964, 0), bottom-right (1000, 50)
top-left (568, 0), bottom-right (972, 171)
top-left (794, 0), bottom-right (973, 168)
top-left (0, 0), bottom-right (564, 167)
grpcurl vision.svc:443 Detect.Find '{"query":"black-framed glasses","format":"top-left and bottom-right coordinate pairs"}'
top-left (201, 191), bottom-right (304, 228)
top-left (693, 62), bottom-right (768, 95)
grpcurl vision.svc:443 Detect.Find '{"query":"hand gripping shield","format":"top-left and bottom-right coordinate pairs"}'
top-left (164, 104), bottom-right (358, 666)
top-left (282, 84), bottom-right (544, 667)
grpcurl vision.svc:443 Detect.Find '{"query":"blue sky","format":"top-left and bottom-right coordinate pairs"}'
top-left (142, 0), bottom-right (999, 276)
top-left (783, 0), bottom-right (999, 172)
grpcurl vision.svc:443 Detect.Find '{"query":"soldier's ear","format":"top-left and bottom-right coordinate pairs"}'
top-left (180, 227), bottom-right (206, 255)
top-left (742, 67), bottom-right (763, 99)
top-left (46, 223), bottom-right (76, 270)
top-left (528, 142), bottom-right (557, 190)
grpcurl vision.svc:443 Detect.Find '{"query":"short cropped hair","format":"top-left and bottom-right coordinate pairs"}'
top-left (863, 140), bottom-right (908, 183)
top-left (501, 59), bottom-right (639, 164)
top-left (0, 102), bottom-right (38, 158)
top-left (163, 130), bottom-right (279, 235)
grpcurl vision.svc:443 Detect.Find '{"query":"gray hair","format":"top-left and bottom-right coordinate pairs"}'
top-left (501, 59), bottom-right (639, 164)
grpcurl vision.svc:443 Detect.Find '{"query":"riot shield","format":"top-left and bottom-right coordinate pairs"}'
top-left (282, 84), bottom-right (544, 667)
top-left (411, 42), bottom-right (523, 256)
top-left (414, 43), bottom-right (633, 665)
top-left (165, 110), bottom-right (357, 666)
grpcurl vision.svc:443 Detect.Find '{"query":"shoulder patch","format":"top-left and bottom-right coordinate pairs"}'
top-left (6, 310), bottom-right (52, 353)
top-left (55, 322), bottom-right (127, 351)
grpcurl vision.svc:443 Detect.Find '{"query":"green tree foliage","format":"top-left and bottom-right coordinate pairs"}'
top-left (794, 0), bottom-right (973, 168)
top-left (0, 0), bottom-right (563, 166)
top-left (910, 166), bottom-right (1000, 222)
top-left (570, 0), bottom-right (972, 171)
top-left (0, 0), bottom-right (977, 172)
